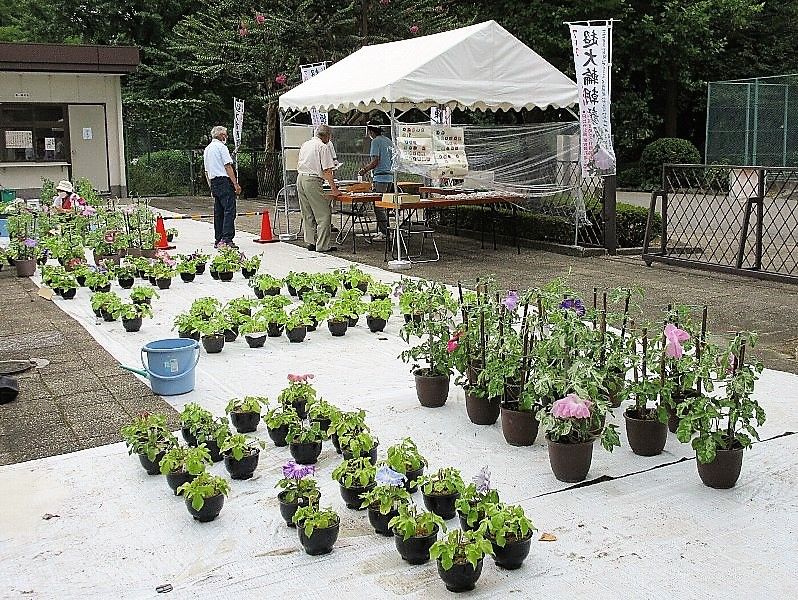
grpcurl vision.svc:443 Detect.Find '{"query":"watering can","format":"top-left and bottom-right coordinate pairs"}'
top-left (120, 338), bottom-right (200, 396)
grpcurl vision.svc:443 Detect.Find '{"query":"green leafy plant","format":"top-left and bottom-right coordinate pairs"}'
top-left (85, 270), bottom-right (111, 290)
top-left (307, 398), bottom-right (341, 425)
top-left (418, 467), bottom-right (464, 496)
top-left (339, 429), bottom-right (378, 458)
top-left (482, 503), bottom-right (536, 547)
top-left (90, 291), bottom-right (122, 312)
top-left (676, 332), bottom-right (765, 463)
top-left (263, 405), bottom-right (301, 430)
top-left (286, 420), bottom-right (325, 444)
top-left (250, 273), bottom-right (283, 292)
top-left (292, 505), bottom-right (340, 537)
top-left (430, 529), bottom-right (494, 570)
top-left (177, 471), bottom-right (230, 511)
top-left (360, 484), bottom-right (412, 514)
top-left (331, 456), bottom-right (376, 488)
top-left (159, 444), bottom-right (213, 476)
top-left (399, 280), bottom-right (458, 377)
top-left (388, 503), bottom-right (446, 541)
top-left (211, 246), bottom-right (243, 272)
top-left (310, 271), bottom-right (340, 294)
top-left (284, 271), bottom-right (314, 292)
top-left (176, 259), bottom-right (197, 275)
top-left (327, 410), bottom-right (368, 439)
top-left (114, 301), bottom-right (153, 320)
top-left (455, 468), bottom-right (500, 527)
top-left (220, 433), bottom-right (265, 460)
top-left (278, 376), bottom-right (317, 408)
top-left (385, 438), bottom-right (427, 474)
top-left (113, 262), bottom-right (137, 280)
top-left (225, 396), bottom-right (266, 415)
top-left (189, 297), bottom-right (221, 319)
top-left (343, 265), bottom-right (373, 289)
top-left (241, 254), bottom-right (261, 272)
top-left (367, 281), bottom-right (391, 299)
top-left (275, 464), bottom-right (321, 505)
top-left (367, 299), bottom-right (393, 320)
top-left (130, 286), bottom-right (158, 302)
top-left (180, 403), bottom-right (214, 433)
top-left (226, 296), bottom-right (255, 315)
top-left (173, 312), bottom-right (205, 335)
top-left (294, 302), bottom-right (328, 324)
top-left (120, 412), bottom-right (177, 461)
top-left (197, 315), bottom-right (226, 336)
top-left (285, 309), bottom-right (312, 331)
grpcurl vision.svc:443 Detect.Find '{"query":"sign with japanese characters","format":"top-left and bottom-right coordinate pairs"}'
top-left (396, 125), bottom-right (469, 178)
top-left (5, 130), bottom-right (32, 148)
top-left (431, 126), bottom-right (468, 178)
top-left (233, 98), bottom-right (244, 152)
top-left (569, 23), bottom-right (616, 178)
top-left (300, 62), bottom-right (329, 128)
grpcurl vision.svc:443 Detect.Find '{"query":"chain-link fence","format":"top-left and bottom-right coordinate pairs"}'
top-left (643, 164), bottom-right (798, 282)
top-left (706, 74), bottom-right (798, 167)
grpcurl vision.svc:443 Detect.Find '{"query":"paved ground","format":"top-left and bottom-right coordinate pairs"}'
top-left (155, 196), bottom-right (798, 373)
top-left (0, 271), bottom-right (179, 466)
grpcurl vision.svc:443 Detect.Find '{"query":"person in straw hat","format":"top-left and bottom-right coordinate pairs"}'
top-left (51, 180), bottom-right (84, 212)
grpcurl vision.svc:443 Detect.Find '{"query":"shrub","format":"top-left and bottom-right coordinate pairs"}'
top-left (128, 150), bottom-right (192, 196)
top-left (436, 207), bottom-right (573, 244)
top-left (616, 202), bottom-right (661, 248)
top-left (640, 138), bottom-right (701, 190)
top-left (616, 165), bottom-right (643, 190)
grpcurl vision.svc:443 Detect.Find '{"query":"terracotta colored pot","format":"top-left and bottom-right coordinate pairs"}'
top-left (624, 410), bottom-right (667, 456)
top-left (15, 258), bottom-right (36, 277)
top-left (547, 438), bottom-right (594, 483)
top-left (500, 406), bottom-right (539, 446)
top-left (465, 389), bottom-right (501, 425)
top-left (414, 371), bottom-right (449, 408)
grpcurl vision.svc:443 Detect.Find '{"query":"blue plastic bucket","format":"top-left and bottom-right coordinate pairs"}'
top-left (140, 338), bottom-right (200, 396)
top-left (0, 218), bottom-right (9, 238)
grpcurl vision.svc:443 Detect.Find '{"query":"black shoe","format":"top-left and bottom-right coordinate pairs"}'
top-left (306, 244), bottom-right (316, 251)
top-left (331, 225), bottom-right (340, 233)
top-left (322, 246), bottom-right (338, 253)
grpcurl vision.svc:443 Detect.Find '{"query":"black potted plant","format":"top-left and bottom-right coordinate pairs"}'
top-left (295, 301), bottom-right (327, 332)
top-left (287, 420), bottom-right (325, 465)
top-left (285, 271), bottom-right (314, 297)
top-left (250, 273), bottom-right (283, 298)
top-left (307, 398), bottom-right (341, 438)
top-left (332, 456), bottom-right (376, 509)
top-left (676, 332), bottom-right (765, 489)
top-left (339, 429), bottom-right (379, 464)
top-left (239, 315), bottom-right (268, 348)
top-left (284, 310), bottom-right (311, 343)
top-left (482, 503), bottom-right (536, 570)
top-left (455, 466), bottom-right (500, 531)
top-left (240, 254), bottom-right (261, 279)
top-left (225, 396), bottom-right (265, 433)
top-left (220, 433), bottom-right (264, 480)
top-left (337, 288), bottom-right (366, 327)
top-left (429, 529), bottom-right (494, 592)
top-left (418, 467), bottom-right (464, 520)
top-left (388, 504), bottom-right (446, 565)
top-left (277, 374), bottom-right (317, 418)
top-left (293, 505), bottom-right (340, 555)
top-left (50, 270), bottom-right (79, 300)
top-left (186, 250), bottom-right (209, 275)
top-left (198, 316), bottom-right (226, 354)
top-left (176, 258), bottom-right (198, 283)
top-left (385, 437), bottom-right (427, 492)
top-left (263, 405), bottom-right (301, 447)
top-left (256, 296), bottom-right (291, 336)
top-left (219, 308), bottom-right (245, 343)
top-left (360, 466), bottom-right (412, 536)
top-left (367, 280), bottom-right (391, 301)
top-left (326, 302), bottom-right (350, 337)
top-left (166, 227), bottom-right (178, 243)
top-left (158, 444), bottom-right (213, 495)
top-left (327, 409), bottom-right (367, 454)
top-left (366, 298), bottom-right (392, 333)
top-left (114, 263), bottom-right (136, 289)
top-left (152, 262), bottom-right (175, 290)
top-left (179, 403), bottom-right (230, 462)
top-left (120, 412), bottom-right (178, 474)
top-left (173, 312), bottom-right (203, 341)
top-left (130, 285), bottom-right (158, 306)
top-left (342, 265), bottom-right (372, 293)
top-left (85, 270), bottom-right (112, 293)
top-left (276, 461), bottom-right (321, 527)
top-left (179, 403), bottom-right (212, 445)
top-left (211, 246), bottom-right (242, 281)
top-left (177, 472), bottom-right (230, 522)
top-left (116, 301), bottom-right (153, 333)
top-left (311, 271), bottom-right (341, 296)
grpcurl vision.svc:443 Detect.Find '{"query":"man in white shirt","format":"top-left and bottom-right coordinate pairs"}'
top-left (296, 124), bottom-right (341, 252)
top-left (203, 125), bottom-right (241, 248)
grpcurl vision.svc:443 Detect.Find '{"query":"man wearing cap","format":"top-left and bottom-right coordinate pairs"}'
top-left (358, 121), bottom-right (393, 241)
top-left (296, 124), bottom-right (341, 252)
top-left (51, 180), bottom-right (84, 212)
top-left (203, 125), bottom-right (241, 248)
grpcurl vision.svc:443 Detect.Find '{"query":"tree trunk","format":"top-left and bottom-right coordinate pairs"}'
top-left (361, 0), bottom-right (369, 42)
top-left (265, 101), bottom-right (277, 152)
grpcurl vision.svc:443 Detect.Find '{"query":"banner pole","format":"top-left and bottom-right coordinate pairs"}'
top-left (388, 103), bottom-right (411, 271)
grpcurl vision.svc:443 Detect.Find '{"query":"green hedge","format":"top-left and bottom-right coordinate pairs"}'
top-left (435, 201), bottom-right (660, 249)
top-left (128, 150), bottom-right (193, 196)
top-left (640, 138), bottom-right (701, 190)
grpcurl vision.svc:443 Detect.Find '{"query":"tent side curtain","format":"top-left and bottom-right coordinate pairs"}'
top-left (278, 20), bottom-right (578, 114)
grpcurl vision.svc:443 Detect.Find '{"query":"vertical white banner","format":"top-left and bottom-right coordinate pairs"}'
top-left (300, 63), bottom-right (329, 129)
top-left (233, 97), bottom-right (245, 152)
top-left (430, 105), bottom-right (452, 126)
top-left (569, 22), bottom-right (616, 178)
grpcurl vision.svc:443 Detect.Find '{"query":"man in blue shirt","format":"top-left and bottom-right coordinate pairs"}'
top-left (358, 121), bottom-right (393, 240)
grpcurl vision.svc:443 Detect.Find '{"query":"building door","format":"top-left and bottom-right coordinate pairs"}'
top-left (68, 105), bottom-right (109, 192)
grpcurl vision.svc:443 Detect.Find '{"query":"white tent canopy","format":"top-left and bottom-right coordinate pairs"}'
top-left (278, 20), bottom-right (578, 114)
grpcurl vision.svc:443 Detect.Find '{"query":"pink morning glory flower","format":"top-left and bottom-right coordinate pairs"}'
top-left (287, 373), bottom-right (314, 383)
top-left (410, 24), bottom-right (419, 34)
top-left (551, 393), bottom-right (592, 419)
top-left (238, 26), bottom-right (248, 37)
top-left (275, 74), bottom-right (287, 85)
top-left (82, 206), bottom-right (97, 216)
top-left (664, 323), bottom-right (690, 359)
top-left (255, 13), bottom-right (265, 24)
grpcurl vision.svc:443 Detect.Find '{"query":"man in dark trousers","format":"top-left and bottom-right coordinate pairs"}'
top-left (203, 125), bottom-right (241, 248)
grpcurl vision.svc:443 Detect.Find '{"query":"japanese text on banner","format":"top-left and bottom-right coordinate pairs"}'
top-left (569, 23), bottom-right (616, 178)
top-left (300, 63), bottom-right (329, 128)
top-left (233, 98), bottom-right (244, 152)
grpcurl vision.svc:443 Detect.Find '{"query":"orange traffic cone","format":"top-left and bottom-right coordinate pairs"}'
top-left (254, 211), bottom-right (278, 244)
top-left (155, 215), bottom-right (175, 250)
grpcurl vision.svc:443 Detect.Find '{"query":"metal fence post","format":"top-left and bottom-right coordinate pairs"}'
top-left (602, 174), bottom-right (617, 255)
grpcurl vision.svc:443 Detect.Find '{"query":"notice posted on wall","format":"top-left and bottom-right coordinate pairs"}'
top-left (45, 138), bottom-right (56, 151)
top-left (5, 130), bottom-right (33, 148)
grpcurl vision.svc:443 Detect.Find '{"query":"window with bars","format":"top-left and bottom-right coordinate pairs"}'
top-left (0, 103), bottom-right (70, 163)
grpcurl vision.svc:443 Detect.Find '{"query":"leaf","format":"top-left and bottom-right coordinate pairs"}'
top-left (539, 532), bottom-right (557, 542)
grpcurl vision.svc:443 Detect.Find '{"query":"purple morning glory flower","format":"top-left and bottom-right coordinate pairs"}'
top-left (23, 238), bottom-right (37, 248)
top-left (376, 465), bottom-right (406, 487)
top-left (282, 460), bottom-right (315, 480)
top-left (393, 284), bottom-right (403, 298)
top-left (473, 465), bottom-right (491, 494)
top-left (560, 298), bottom-right (586, 317)
top-left (501, 290), bottom-right (519, 312)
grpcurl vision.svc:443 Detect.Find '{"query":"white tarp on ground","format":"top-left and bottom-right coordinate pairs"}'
top-left (278, 21), bottom-right (579, 114)
top-left (2, 215), bottom-right (797, 598)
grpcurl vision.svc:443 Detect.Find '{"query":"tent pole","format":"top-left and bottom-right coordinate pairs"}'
top-left (388, 103), bottom-right (411, 270)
